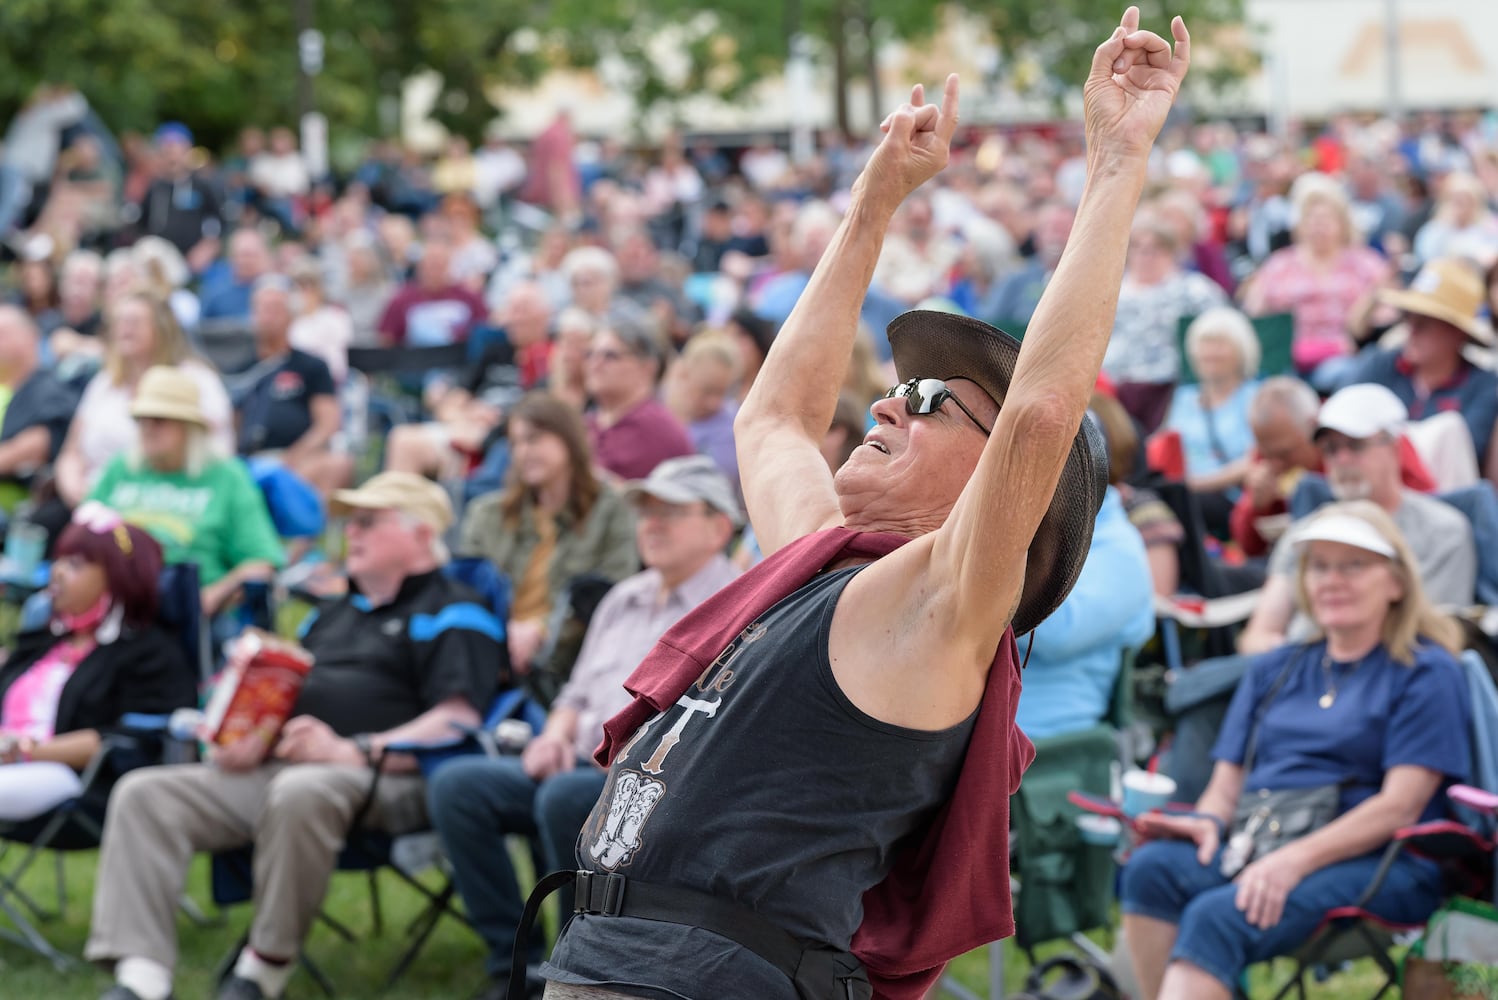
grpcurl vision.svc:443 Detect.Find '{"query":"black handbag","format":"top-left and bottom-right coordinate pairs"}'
top-left (1220, 648), bottom-right (1341, 877)
top-left (1228, 783), bottom-right (1340, 866)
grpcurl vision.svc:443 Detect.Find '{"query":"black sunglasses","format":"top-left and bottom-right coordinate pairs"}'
top-left (885, 378), bottom-right (992, 436)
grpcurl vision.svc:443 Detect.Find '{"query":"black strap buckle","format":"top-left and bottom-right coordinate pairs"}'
top-left (574, 870), bottom-right (628, 917)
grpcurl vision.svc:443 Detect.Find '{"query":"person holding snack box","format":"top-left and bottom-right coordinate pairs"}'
top-left (0, 503), bottom-right (195, 836)
top-left (86, 472), bottom-right (509, 1000)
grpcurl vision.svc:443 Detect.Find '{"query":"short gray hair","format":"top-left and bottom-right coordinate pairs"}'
top-left (601, 314), bottom-right (670, 378)
top-left (1250, 375), bottom-right (1321, 430)
top-left (252, 273), bottom-right (294, 298)
top-left (398, 512), bottom-right (450, 565)
top-left (1185, 307), bottom-right (1260, 380)
top-left (61, 249), bottom-right (105, 283)
top-left (562, 246), bottom-right (619, 285)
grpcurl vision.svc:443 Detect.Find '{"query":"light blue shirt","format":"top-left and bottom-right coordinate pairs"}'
top-left (1016, 487), bottom-right (1155, 739)
top-left (752, 271), bottom-right (905, 362)
top-left (1164, 380), bottom-right (1259, 483)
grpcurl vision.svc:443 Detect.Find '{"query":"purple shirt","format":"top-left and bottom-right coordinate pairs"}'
top-left (587, 396), bottom-right (695, 482)
top-left (689, 401), bottom-right (739, 490)
top-left (553, 554), bottom-right (741, 759)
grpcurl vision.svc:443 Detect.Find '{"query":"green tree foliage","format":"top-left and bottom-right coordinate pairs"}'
top-left (0, 0), bottom-right (1246, 150)
top-left (963, 0), bottom-right (1248, 105)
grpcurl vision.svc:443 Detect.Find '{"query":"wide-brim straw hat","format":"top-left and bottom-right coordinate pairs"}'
top-left (130, 366), bottom-right (208, 427)
top-left (1378, 257), bottom-right (1495, 348)
top-left (886, 310), bottom-right (1109, 636)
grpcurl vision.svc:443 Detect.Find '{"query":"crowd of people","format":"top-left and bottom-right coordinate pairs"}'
top-left (0, 19), bottom-right (1494, 999)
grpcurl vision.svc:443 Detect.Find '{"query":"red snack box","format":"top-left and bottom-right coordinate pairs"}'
top-left (202, 629), bottom-right (315, 747)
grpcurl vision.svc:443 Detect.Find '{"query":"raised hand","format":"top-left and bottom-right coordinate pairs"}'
top-left (1083, 6), bottom-right (1191, 159)
top-left (855, 74), bottom-right (960, 211)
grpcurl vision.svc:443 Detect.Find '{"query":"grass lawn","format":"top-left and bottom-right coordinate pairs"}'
top-left (0, 850), bottom-right (1402, 999)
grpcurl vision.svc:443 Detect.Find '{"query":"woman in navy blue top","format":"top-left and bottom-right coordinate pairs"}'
top-left (1120, 500), bottom-right (1471, 1000)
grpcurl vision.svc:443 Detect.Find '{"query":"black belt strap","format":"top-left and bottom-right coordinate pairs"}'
top-left (508, 870), bottom-right (818, 999)
top-left (509, 869), bottom-right (576, 1000)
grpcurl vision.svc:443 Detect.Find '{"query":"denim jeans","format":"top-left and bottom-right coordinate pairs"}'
top-left (1121, 839), bottom-right (1444, 992)
top-left (427, 754), bottom-right (607, 976)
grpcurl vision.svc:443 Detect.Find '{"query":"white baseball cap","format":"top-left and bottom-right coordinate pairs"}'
top-left (1314, 383), bottom-right (1408, 441)
top-left (1292, 513), bottom-right (1397, 559)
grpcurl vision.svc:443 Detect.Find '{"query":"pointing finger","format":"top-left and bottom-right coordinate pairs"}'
top-left (938, 73), bottom-right (960, 142)
top-left (1171, 16), bottom-right (1192, 79)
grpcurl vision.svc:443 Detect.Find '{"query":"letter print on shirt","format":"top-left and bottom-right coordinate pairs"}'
top-left (584, 620), bottom-right (761, 871)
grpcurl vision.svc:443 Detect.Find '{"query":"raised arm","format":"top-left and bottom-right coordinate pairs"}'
top-left (929, 9), bottom-right (1192, 651)
top-left (734, 78), bottom-right (962, 556)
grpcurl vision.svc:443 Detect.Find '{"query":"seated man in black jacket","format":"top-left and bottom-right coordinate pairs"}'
top-left (86, 472), bottom-right (510, 1000)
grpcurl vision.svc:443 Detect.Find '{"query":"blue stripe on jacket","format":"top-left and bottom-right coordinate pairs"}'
top-left (409, 603), bottom-right (506, 643)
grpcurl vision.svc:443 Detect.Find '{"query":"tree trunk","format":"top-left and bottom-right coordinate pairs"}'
top-left (861, 1), bottom-right (880, 127)
top-left (832, 0), bottom-right (851, 136)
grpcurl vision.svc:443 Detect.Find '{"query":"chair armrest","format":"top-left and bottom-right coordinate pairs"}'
top-left (1153, 590), bottom-right (1261, 629)
top-left (383, 734), bottom-right (476, 756)
top-left (1069, 790), bottom-right (1126, 820)
top-left (116, 713), bottom-right (172, 733)
top-left (1353, 819), bottom-right (1493, 909)
top-left (1388, 819), bottom-right (1494, 863)
top-left (1450, 784), bottom-right (1498, 816)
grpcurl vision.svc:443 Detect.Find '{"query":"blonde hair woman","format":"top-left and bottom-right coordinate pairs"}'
top-left (1414, 171), bottom-right (1498, 266)
top-left (1121, 500), bottom-right (1470, 1000)
top-left (665, 331), bottom-right (743, 487)
top-left (53, 293), bottom-right (234, 507)
top-left (1240, 173), bottom-right (1392, 388)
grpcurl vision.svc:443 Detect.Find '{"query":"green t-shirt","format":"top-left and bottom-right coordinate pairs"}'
top-left (89, 456), bottom-right (287, 585)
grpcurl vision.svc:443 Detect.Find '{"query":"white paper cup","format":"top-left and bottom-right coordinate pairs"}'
top-left (1076, 814), bottom-right (1122, 846)
top-left (1121, 769), bottom-right (1177, 817)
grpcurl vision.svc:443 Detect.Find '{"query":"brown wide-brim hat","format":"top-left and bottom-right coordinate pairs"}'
top-left (887, 310), bottom-right (1109, 636)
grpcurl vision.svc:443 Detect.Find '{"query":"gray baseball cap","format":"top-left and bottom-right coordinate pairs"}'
top-left (623, 455), bottom-right (743, 526)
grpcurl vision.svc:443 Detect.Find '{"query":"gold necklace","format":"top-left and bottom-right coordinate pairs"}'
top-left (1319, 653), bottom-right (1358, 709)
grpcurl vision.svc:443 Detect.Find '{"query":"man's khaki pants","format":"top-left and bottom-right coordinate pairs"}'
top-left (86, 761), bottom-right (425, 970)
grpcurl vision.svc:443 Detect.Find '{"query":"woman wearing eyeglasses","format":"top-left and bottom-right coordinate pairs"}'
top-left (1119, 501), bottom-right (1470, 1000)
top-left (581, 317), bottom-right (695, 483)
top-left (0, 504), bottom-right (196, 838)
top-left (459, 392), bottom-right (638, 682)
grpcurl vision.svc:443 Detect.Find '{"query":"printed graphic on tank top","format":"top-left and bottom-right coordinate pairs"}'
top-left (544, 565), bottom-right (978, 997)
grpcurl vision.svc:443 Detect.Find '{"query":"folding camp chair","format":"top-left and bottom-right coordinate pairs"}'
top-left (941, 652), bottom-right (1139, 1000)
top-left (207, 686), bottom-right (547, 996)
top-left (1176, 311), bottom-right (1295, 385)
top-left (1248, 791), bottom-right (1493, 1000)
top-left (1246, 648), bottom-right (1498, 1000)
top-left (0, 563), bottom-right (207, 969)
top-left (208, 557), bottom-right (529, 995)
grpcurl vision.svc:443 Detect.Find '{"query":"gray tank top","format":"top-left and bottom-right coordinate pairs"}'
top-left (543, 565), bottom-right (978, 999)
